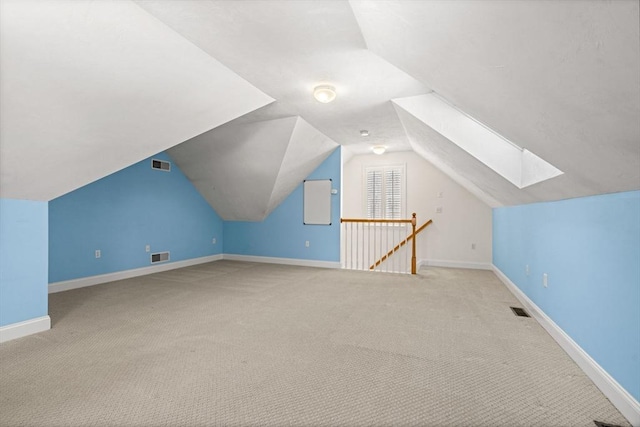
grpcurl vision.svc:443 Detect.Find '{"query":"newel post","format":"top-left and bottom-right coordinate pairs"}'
top-left (411, 213), bottom-right (417, 274)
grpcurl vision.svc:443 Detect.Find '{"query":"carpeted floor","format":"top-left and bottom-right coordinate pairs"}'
top-left (0, 261), bottom-right (630, 426)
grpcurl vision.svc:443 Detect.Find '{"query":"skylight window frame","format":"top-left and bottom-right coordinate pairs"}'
top-left (392, 93), bottom-right (564, 189)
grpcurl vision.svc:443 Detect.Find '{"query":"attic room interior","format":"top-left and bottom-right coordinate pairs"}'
top-left (0, 1), bottom-right (638, 426)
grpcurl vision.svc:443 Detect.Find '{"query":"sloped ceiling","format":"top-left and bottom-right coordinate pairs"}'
top-left (168, 116), bottom-right (338, 221)
top-left (393, 99), bottom-right (560, 208)
top-left (1, 0), bottom-right (638, 213)
top-left (351, 0), bottom-right (640, 206)
top-left (134, 0), bottom-right (429, 154)
top-left (0, 0), bottom-right (273, 201)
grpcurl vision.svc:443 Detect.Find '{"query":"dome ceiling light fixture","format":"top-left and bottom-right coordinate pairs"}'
top-left (372, 145), bottom-right (386, 155)
top-left (313, 85), bottom-right (336, 103)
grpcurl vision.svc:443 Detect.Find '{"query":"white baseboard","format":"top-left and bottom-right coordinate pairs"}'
top-left (0, 316), bottom-right (51, 343)
top-left (492, 265), bottom-right (640, 427)
top-left (49, 254), bottom-right (223, 293)
top-left (419, 259), bottom-right (492, 270)
top-left (223, 254), bottom-right (341, 269)
top-left (49, 254), bottom-right (340, 294)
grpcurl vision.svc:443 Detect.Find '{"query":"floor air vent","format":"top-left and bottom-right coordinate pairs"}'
top-left (151, 251), bottom-right (170, 264)
top-left (593, 421), bottom-right (624, 427)
top-left (510, 306), bottom-right (530, 318)
top-left (151, 159), bottom-right (171, 171)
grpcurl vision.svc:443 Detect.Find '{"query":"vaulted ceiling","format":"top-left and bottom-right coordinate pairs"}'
top-left (0, 0), bottom-right (273, 201)
top-left (354, 0), bottom-right (640, 206)
top-left (1, 0), bottom-right (638, 215)
top-left (168, 116), bottom-right (338, 221)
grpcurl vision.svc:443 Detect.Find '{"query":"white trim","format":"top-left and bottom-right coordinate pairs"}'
top-left (492, 265), bottom-right (640, 427)
top-left (48, 254), bottom-right (340, 294)
top-left (0, 316), bottom-right (50, 343)
top-left (49, 254), bottom-right (223, 293)
top-left (418, 259), bottom-right (492, 270)
top-left (223, 254), bottom-right (340, 269)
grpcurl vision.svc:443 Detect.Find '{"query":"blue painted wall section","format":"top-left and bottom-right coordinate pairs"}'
top-left (224, 147), bottom-right (341, 262)
top-left (0, 199), bottom-right (48, 327)
top-left (493, 190), bottom-right (640, 401)
top-left (49, 152), bottom-right (223, 283)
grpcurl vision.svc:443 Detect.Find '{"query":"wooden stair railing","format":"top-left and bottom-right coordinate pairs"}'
top-left (341, 213), bottom-right (426, 274)
top-left (369, 218), bottom-right (433, 271)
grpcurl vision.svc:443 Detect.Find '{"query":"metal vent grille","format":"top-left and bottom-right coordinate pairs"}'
top-left (151, 159), bottom-right (171, 171)
top-left (510, 306), bottom-right (530, 317)
top-left (593, 421), bottom-right (624, 427)
top-left (151, 251), bottom-right (170, 264)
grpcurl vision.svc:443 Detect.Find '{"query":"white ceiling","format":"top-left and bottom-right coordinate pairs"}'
top-left (0, 0), bottom-right (272, 200)
top-left (353, 0), bottom-right (640, 206)
top-left (134, 0), bottom-right (430, 155)
top-left (1, 0), bottom-right (638, 214)
top-left (168, 116), bottom-right (338, 221)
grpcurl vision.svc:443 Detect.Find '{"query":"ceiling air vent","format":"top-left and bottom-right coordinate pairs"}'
top-left (151, 159), bottom-right (171, 172)
top-left (151, 251), bottom-right (170, 264)
top-left (510, 306), bottom-right (531, 318)
top-left (593, 421), bottom-right (624, 427)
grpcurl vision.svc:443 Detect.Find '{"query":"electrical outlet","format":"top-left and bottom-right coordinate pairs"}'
top-left (95, 249), bottom-right (101, 259)
top-left (436, 207), bottom-right (443, 214)
top-left (305, 240), bottom-right (310, 248)
top-left (145, 245), bottom-right (150, 252)
top-left (543, 273), bottom-right (548, 288)
top-left (212, 238), bottom-right (216, 244)
top-left (471, 243), bottom-right (476, 250)
top-left (525, 264), bottom-right (530, 276)
top-left (437, 192), bottom-right (443, 198)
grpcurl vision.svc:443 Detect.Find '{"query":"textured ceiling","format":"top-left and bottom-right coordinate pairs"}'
top-left (394, 99), bottom-right (573, 208)
top-left (134, 0), bottom-right (429, 155)
top-left (1, 0), bottom-right (638, 214)
top-left (0, 0), bottom-right (273, 201)
top-left (168, 116), bottom-right (338, 221)
top-left (352, 0), bottom-right (640, 206)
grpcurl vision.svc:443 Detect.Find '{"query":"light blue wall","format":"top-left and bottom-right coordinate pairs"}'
top-left (493, 190), bottom-right (640, 401)
top-left (49, 152), bottom-right (223, 283)
top-left (224, 147), bottom-right (341, 262)
top-left (0, 199), bottom-right (48, 327)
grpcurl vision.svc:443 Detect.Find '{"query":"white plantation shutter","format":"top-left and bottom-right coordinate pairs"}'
top-left (365, 166), bottom-right (405, 219)
top-left (385, 168), bottom-right (402, 219)
top-left (366, 169), bottom-right (382, 219)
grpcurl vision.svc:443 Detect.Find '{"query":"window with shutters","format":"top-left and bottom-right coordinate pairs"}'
top-left (364, 165), bottom-right (405, 219)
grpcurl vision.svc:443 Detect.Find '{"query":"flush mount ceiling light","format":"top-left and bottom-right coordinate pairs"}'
top-left (372, 145), bottom-right (386, 155)
top-left (313, 85), bottom-right (336, 103)
top-left (360, 130), bottom-right (370, 137)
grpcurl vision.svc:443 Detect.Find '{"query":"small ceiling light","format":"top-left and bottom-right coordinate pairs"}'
top-left (313, 85), bottom-right (336, 103)
top-left (372, 145), bottom-right (386, 155)
top-left (360, 130), bottom-right (369, 137)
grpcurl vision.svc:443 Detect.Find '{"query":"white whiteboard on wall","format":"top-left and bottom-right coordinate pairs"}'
top-left (303, 179), bottom-right (332, 225)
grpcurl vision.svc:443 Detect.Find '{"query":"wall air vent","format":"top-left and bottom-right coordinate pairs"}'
top-left (151, 159), bottom-right (171, 172)
top-left (510, 306), bottom-right (531, 318)
top-left (151, 251), bottom-right (170, 264)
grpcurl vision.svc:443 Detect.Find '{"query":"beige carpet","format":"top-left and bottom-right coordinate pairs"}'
top-left (0, 261), bottom-right (629, 426)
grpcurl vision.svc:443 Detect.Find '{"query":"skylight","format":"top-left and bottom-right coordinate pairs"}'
top-left (392, 93), bottom-right (563, 189)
